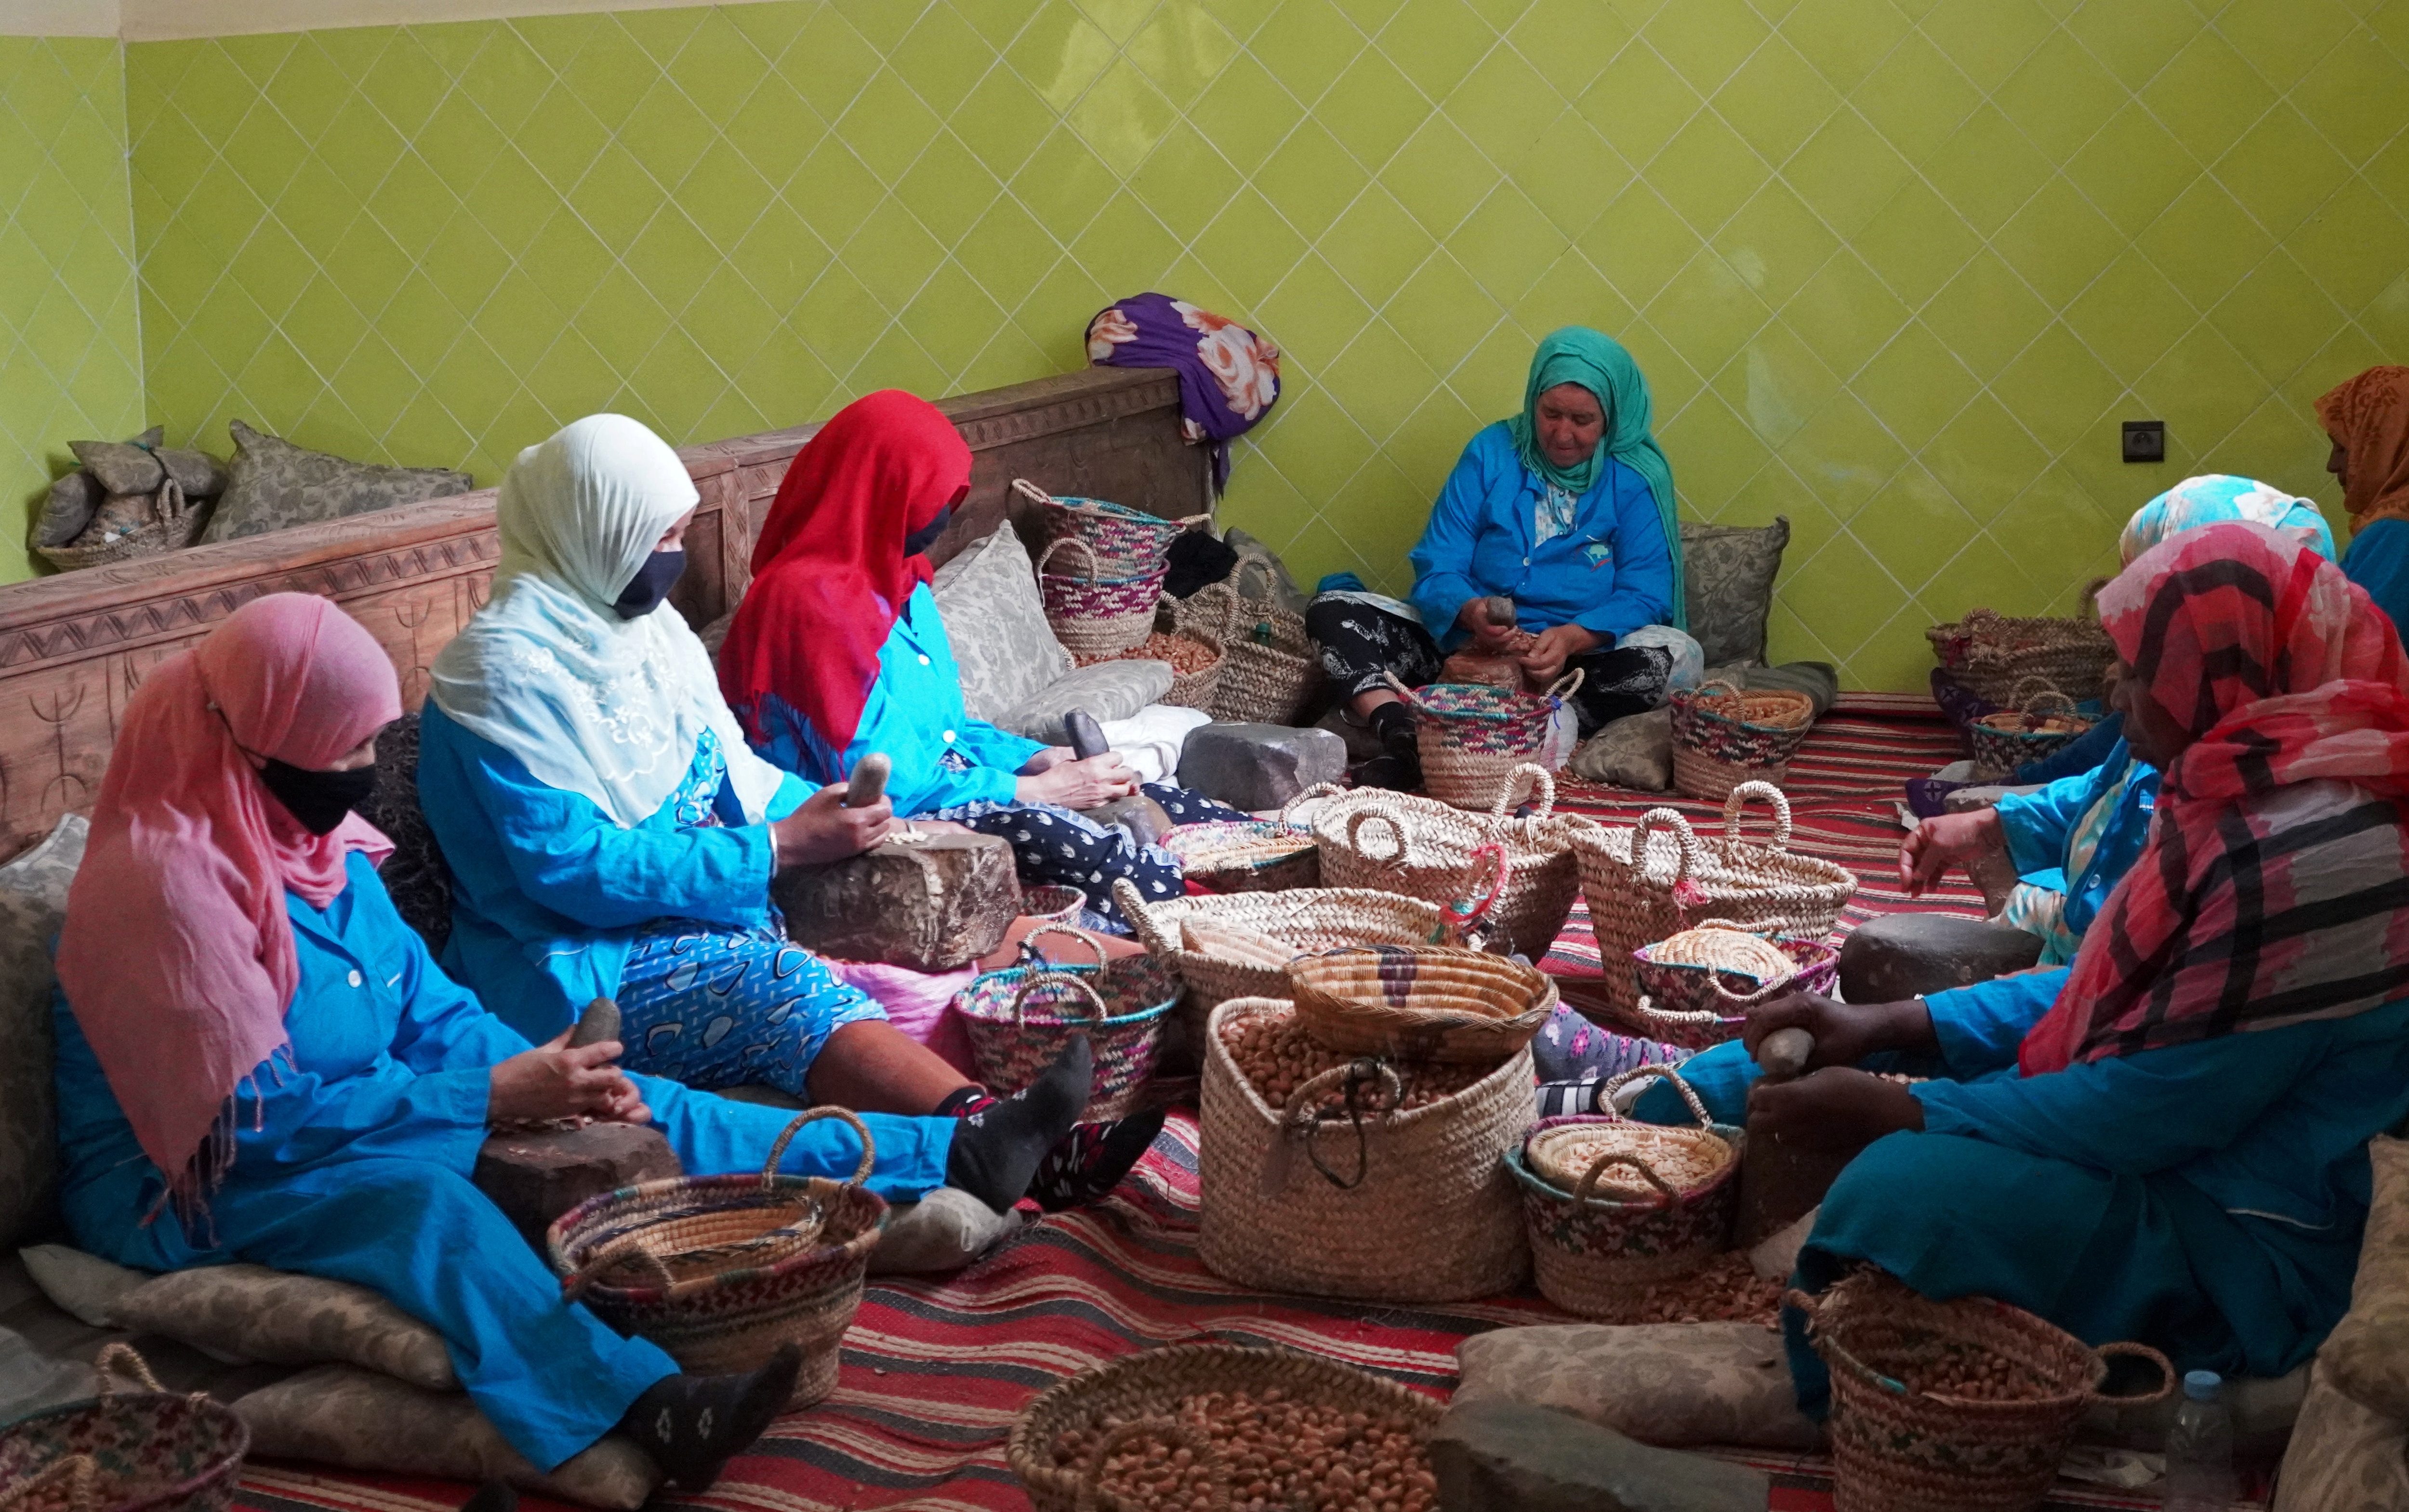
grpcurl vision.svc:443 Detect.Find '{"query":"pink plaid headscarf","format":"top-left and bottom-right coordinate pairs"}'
top-left (56, 594), bottom-right (398, 1204)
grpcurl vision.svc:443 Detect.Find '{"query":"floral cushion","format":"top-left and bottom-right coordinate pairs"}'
top-left (112, 1261), bottom-right (457, 1392)
top-left (1452, 1320), bottom-right (1821, 1450)
top-left (200, 420), bottom-right (474, 544)
top-left (930, 526), bottom-right (1075, 722)
top-left (2272, 1362), bottom-right (2409, 1512)
top-left (2319, 1135), bottom-right (2409, 1419)
top-left (993, 658), bottom-right (1175, 744)
top-left (0, 813), bottom-right (84, 1250)
top-left (1681, 518), bottom-right (1789, 668)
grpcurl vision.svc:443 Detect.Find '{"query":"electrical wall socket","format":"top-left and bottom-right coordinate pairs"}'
top-left (2122, 421), bottom-right (2166, 463)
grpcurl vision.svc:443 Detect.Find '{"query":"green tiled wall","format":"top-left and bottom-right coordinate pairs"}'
top-left (2, 35), bottom-right (144, 585)
top-left (106, 2), bottom-right (2409, 685)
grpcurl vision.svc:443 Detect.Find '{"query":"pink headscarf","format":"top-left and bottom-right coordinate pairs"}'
top-left (56, 593), bottom-right (400, 1202)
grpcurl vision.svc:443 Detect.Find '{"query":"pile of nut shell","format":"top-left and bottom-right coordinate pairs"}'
top-left (1049, 1387), bottom-right (1437, 1512)
top-left (1221, 1012), bottom-right (1487, 1113)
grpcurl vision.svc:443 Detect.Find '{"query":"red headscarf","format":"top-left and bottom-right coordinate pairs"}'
top-left (55, 594), bottom-right (399, 1201)
top-left (718, 391), bottom-right (971, 762)
top-left (2018, 522), bottom-right (2409, 1074)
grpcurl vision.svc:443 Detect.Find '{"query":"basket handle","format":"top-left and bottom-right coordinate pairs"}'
top-left (1447, 843), bottom-right (1509, 929)
top-left (1708, 964), bottom-right (1799, 1008)
top-left (1488, 762), bottom-right (1556, 819)
top-left (1545, 666), bottom-right (1586, 701)
top-left (1009, 971), bottom-right (1113, 1028)
top-left (1629, 806), bottom-right (1702, 892)
top-left (1035, 536), bottom-right (1101, 584)
top-left (764, 1105), bottom-right (877, 1188)
top-left (2089, 1341), bottom-right (2177, 1407)
top-left (1572, 1151), bottom-right (1682, 1209)
top-left (1276, 780), bottom-right (1349, 822)
top-left (563, 1234), bottom-right (682, 1301)
top-left (1020, 921), bottom-right (1110, 971)
top-left (1692, 677), bottom-right (1747, 714)
top-left (1281, 1058), bottom-right (1403, 1191)
top-left (1169, 513), bottom-right (1213, 531)
top-left (1111, 877), bottom-right (1172, 951)
top-left (1378, 669), bottom-right (1430, 711)
top-left (0, 1455), bottom-right (99, 1512)
top-left (1344, 803), bottom-right (1413, 866)
top-left (1012, 478), bottom-right (1055, 510)
top-left (1075, 1417), bottom-right (1232, 1512)
top-left (92, 1342), bottom-right (165, 1396)
top-left (1601, 1062), bottom-right (1714, 1131)
top-left (1721, 781), bottom-right (1794, 851)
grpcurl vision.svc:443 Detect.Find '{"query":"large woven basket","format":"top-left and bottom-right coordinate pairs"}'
top-left (548, 1108), bottom-right (887, 1408)
top-left (1967, 676), bottom-right (2093, 777)
top-left (1793, 1271), bottom-right (2173, 1512)
top-left (0, 1347), bottom-right (247, 1512)
top-left (1509, 1067), bottom-right (1743, 1313)
top-left (1627, 921), bottom-right (1840, 1050)
top-left (1288, 944), bottom-right (1556, 1065)
top-left (1037, 537), bottom-right (1167, 656)
top-left (1574, 782), bottom-right (1857, 1014)
top-left (1385, 670), bottom-right (1580, 809)
top-left (1669, 678), bottom-right (1817, 802)
top-left (1006, 1343), bottom-right (1443, 1512)
top-left (1017, 477), bottom-right (1208, 579)
top-left (1162, 818), bottom-right (1319, 892)
top-left (1293, 763), bottom-right (1587, 958)
top-left (1199, 997), bottom-right (1532, 1302)
top-left (1926, 585), bottom-right (2115, 706)
top-left (1116, 878), bottom-right (1454, 1017)
top-left (1176, 579), bottom-right (1322, 724)
top-left (34, 485), bottom-right (208, 573)
top-left (1074, 626), bottom-right (1224, 711)
top-left (954, 933), bottom-right (1177, 1119)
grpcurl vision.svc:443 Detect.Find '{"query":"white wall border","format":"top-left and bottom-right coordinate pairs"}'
top-left (111, 0), bottom-right (762, 41)
top-left (0, 0), bottom-right (121, 38)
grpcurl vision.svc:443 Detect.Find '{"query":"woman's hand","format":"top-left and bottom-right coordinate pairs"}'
top-left (1747, 1067), bottom-right (1923, 1151)
top-left (771, 783), bottom-right (893, 870)
top-left (1018, 754), bottom-right (1138, 808)
top-left (489, 1029), bottom-right (649, 1124)
top-left (1517, 623), bottom-right (1604, 683)
top-left (1019, 746), bottom-right (1074, 776)
top-left (1898, 808), bottom-right (2005, 897)
top-left (1742, 991), bottom-right (1935, 1070)
top-left (1458, 598), bottom-right (1523, 654)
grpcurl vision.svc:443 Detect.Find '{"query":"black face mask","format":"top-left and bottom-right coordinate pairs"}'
top-left (901, 506), bottom-right (953, 559)
top-left (613, 549), bottom-right (686, 620)
top-left (259, 759), bottom-right (377, 836)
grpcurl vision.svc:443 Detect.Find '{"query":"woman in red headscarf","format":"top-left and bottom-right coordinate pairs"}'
top-left (718, 390), bottom-right (1248, 932)
top-left (1645, 523), bottom-right (2409, 1413)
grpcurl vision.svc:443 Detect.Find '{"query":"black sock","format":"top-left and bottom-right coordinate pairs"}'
top-left (933, 1083), bottom-right (992, 1118)
top-left (618, 1344), bottom-right (801, 1490)
top-left (1369, 699), bottom-right (1416, 750)
top-left (1028, 1106), bottom-right (1167, 1212)
top-left (458, 1483), bottom-right (516, 1512)
top-left (945, 1037), bottom-right (1093, 1210)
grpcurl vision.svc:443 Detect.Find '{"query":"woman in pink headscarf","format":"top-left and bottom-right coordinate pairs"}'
top-left (46, 593), bottom-right (1033, 1486)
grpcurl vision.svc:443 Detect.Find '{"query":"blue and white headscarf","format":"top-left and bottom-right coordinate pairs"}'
top-left (2120, 474), bottom-right (2335, 566)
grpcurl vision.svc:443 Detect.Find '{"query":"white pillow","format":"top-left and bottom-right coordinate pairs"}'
top-left (0, 814), bottom-right (85, 1250)
top-left (930, 527), bottom-right (1073, 721)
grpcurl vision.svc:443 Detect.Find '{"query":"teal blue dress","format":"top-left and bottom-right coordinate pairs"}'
top-left (51, 852), bottom-right (952, 1470)
top-left (1639, 969), bottom-right (2409, 1410)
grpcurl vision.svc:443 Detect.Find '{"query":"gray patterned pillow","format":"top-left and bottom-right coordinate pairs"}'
top-left (0, 813), bottom-right (84, 1250)
top-left (112, 1262), bottom-right (456, 1392)
top-left (931, 527), bottom-right (1073, 721)
top-left (1453, 1321), bottom-right (1821, 1450)
top-left (236, 1364), bottom-right (659, 1510)
top-left (1681, 517), bottom-right (1790, 668)
top-left (200, 420), bottom-right (473, 544)
top-left (994, 659), bottom-right (1175, 743)
top-left (2272, 1363), bottom-right (2409, 1512)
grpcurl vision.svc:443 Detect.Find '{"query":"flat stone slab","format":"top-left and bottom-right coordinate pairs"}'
top-left (474, 1122), bottom-right (680, 1251)
top-left (1838, 911), bottom-right (2043, 1003)
top-left (1431, 1400), bottom-right (1768, 1512)
top-left (1177, 721), bottom-right (1348, 810)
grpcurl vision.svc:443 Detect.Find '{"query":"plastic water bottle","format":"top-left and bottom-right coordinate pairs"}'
top-left (2163, 1369), bottom-right (2238, 1511)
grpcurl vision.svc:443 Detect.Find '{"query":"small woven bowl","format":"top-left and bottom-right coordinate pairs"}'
top-left (1165, 819), bottom-right (1320, 893)
top-left (1288, 943), bottom-right (1556, 1064)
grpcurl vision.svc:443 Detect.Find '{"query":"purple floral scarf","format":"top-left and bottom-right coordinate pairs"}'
top-left (1087, 292), bottom-right (1281, 492)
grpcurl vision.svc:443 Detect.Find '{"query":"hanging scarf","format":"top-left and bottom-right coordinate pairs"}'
top-left (718, 390), bottom-right (971, 766)
top-left (2120, 473), bottom-right (2335, 564)
top-left (1503, 326), bottom-right (1685, 630)
top-left (427, 414), bottom-right (785, 829)
top-left (55, 593), bottom-right (399, 1204)
top-left (2017, 522), bottom-right (2409, 1075)
top-left (1086, 292), bottom-right (1281, 493)
top-left (2317, 366), bottom-right (2409, 535)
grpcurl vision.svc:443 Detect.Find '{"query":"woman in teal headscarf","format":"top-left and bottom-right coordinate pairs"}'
top-left (1305, 327), bottom-right (1689, 789)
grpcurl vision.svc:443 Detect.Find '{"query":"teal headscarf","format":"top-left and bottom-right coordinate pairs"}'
top-left (1505, 327), bottom-right (1684, 630)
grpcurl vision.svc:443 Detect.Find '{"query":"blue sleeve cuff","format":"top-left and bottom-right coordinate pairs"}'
top-left (767, 771), bottom-right (810, 821)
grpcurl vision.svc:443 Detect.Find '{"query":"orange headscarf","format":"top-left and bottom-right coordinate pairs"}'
top-left (2316, 366), bottom-right (2409, 534)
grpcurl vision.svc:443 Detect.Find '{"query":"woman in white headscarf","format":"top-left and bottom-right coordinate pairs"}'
top-left (418, 416), bottom-right (1162, 1210)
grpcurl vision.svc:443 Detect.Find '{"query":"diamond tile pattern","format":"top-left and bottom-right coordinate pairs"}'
top-left (90, 0), bottom-right (2409, 686)
top-left (0, 36), bottom-right (144, 583)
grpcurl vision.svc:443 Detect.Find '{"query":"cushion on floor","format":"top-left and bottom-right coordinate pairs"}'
top-left (2318, 1134), bottom-right (2409, 1419)
top-left (1681, 517), bottom-right (1789, 668)
top-left (993, 657), bottom-right (1175, 742)
top-left (2272, 1361), bottom-right (2409, 1512)
top-left (1452, 1321), bottom-right (1822, 1451)
top-left (111, 1262), bottom-right (456, 1392)
top-left (201, 420), bottom-right (475, 544)
top-left (931, 525), bottom-right (1075, 721)
top-left (0, 813), bottom-right (85, 1251)
top-left (16, 1243), bottom-right (147, 1329)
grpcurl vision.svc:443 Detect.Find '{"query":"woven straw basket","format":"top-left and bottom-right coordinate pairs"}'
top-left (1016, 477), bottom-right (1208, 579)
top-left (1290, 763), bottom-right (1588, 958)
top-left (1075, 626), bottom-right (1224, 711)
top-left (1116, 879), bottom-right (1452, 1018)
top-left (1385, 669), bottom-right (1581, 809)
top-left (1626, 920), bottom-right (1840, 1049)
top-left (1199, 998), bottom-right (1532, 1302)
top-left (1926, 583), bottom-right (2115, 706)
top-left (1006, 1343), bottom-right (1443, 1512)
top-left (1509, 1067), bottom-right (1743, 1314)
top-left (1575, 782), bottom-right (1857, 1014)
top-left (34, 485), bottom-right (207, 574)
top-left (1669, 678), bottom-right (1817, 802)
top-left (548, 1108), bottom-right (886, 1408)
top-left (1288, 944), bottom-right (1556, 1065)
top-left (1793, 1271), bottom-right (2173, 1512)
top-left (1968, 676), bottom-right (2093, 777)
top-left (954, 930), bottom-right (1177, 1119)
top-left (0, 1346), bottom-right (248, 1512)
top-left (1162, 818), bottom-right (1320, 892)
top-left (1176, 579), bottom-right (1322, 724)
top-left (1037, 537), bottom-right (1167, 656)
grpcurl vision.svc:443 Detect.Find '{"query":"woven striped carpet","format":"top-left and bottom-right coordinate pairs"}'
top-left (233, 697), bottom-right (2188, 1512)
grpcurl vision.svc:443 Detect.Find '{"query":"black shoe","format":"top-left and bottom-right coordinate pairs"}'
top-left (1029, 1106), bottom-right (1167, 1212)
top-left (619, 1343), bottom-right (802, 1489)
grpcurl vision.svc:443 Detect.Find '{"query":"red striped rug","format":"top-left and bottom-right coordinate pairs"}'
top-left (232, 697), bottom-right (2197, 1512)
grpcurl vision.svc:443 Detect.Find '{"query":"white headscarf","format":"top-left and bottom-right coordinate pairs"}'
top-left (429, 415), bottom-right (788, 828)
